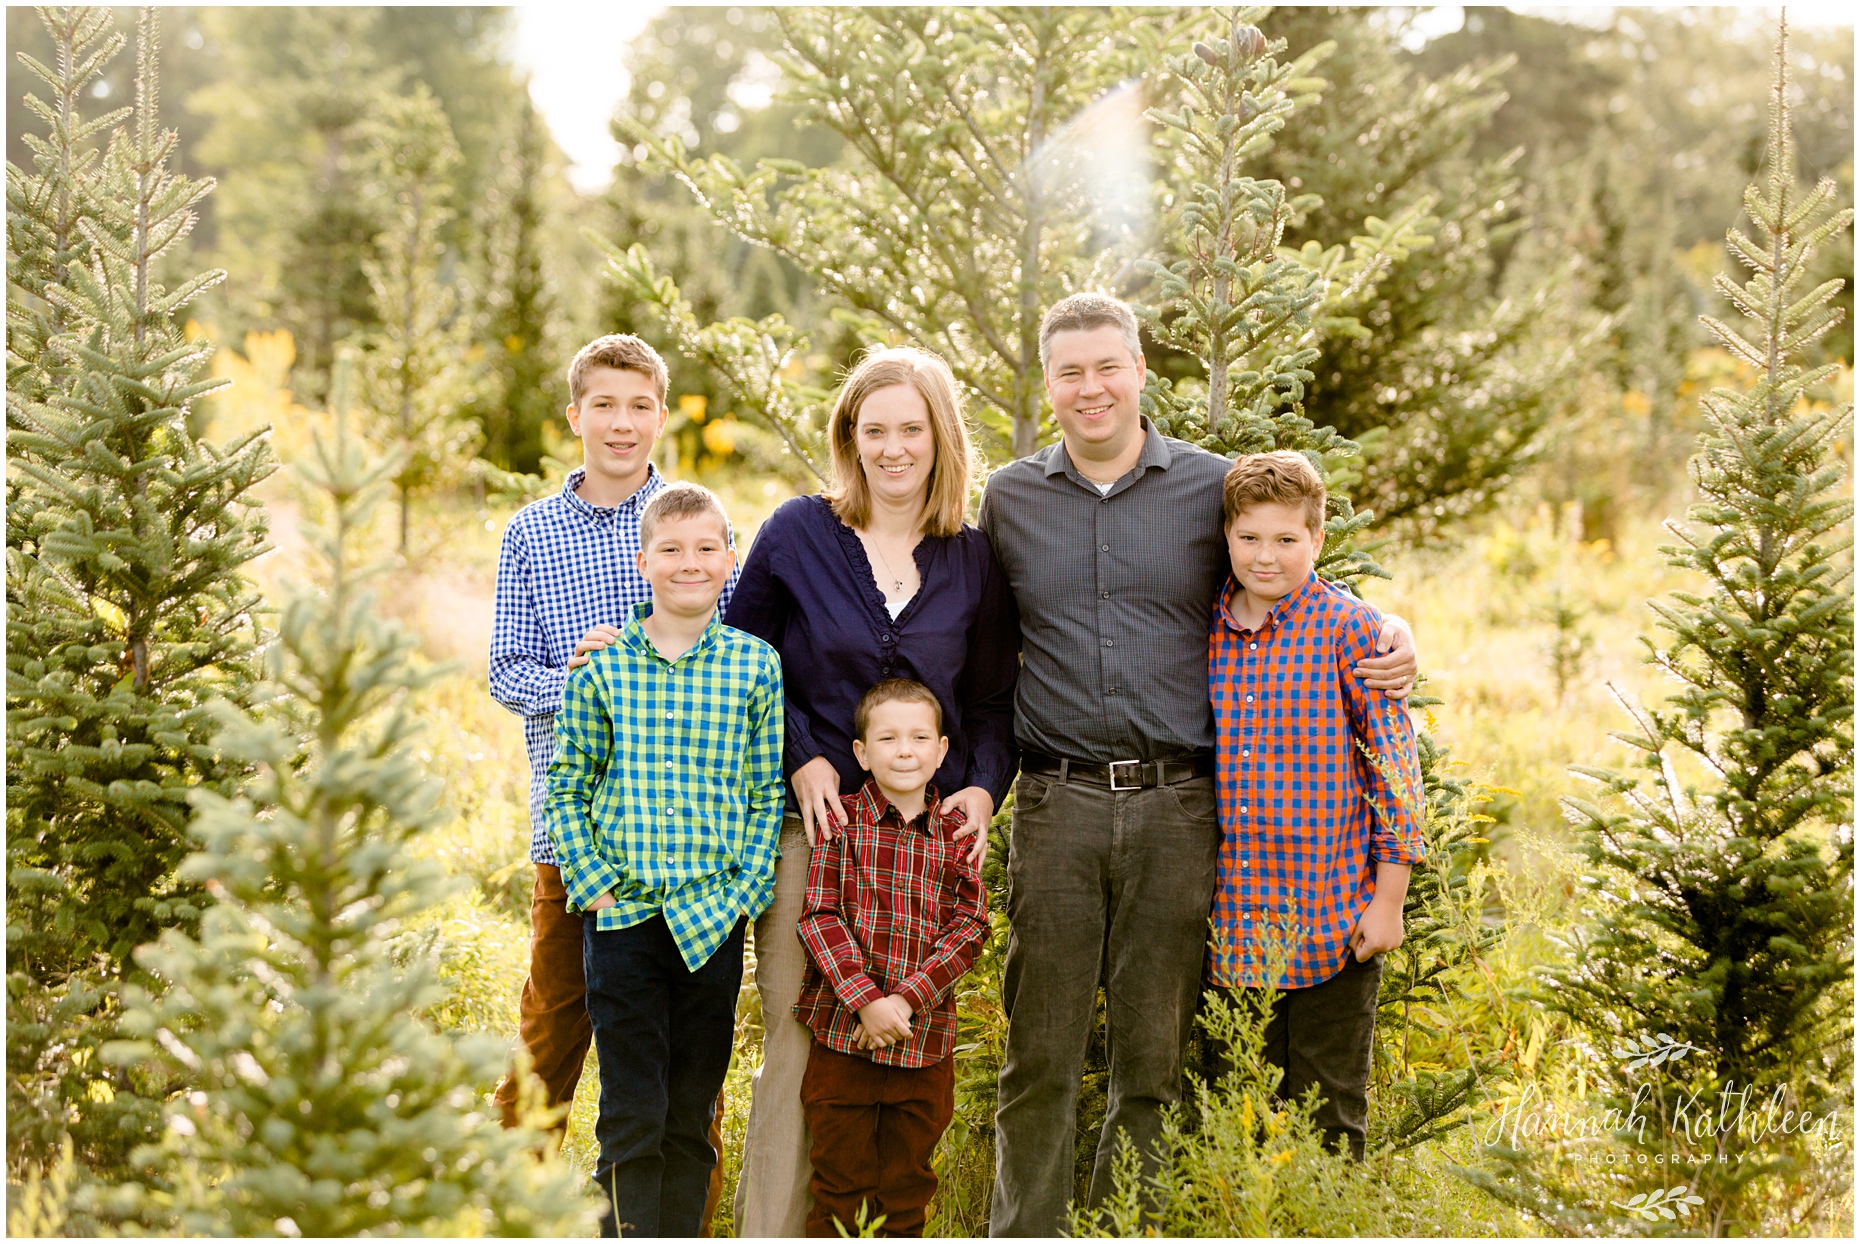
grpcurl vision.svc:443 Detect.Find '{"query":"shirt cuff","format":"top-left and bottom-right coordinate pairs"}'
top-left (894, 971), bottom-right (944, 1018)
top-left (560, 856), bottom-right (623, 913)
top-left (832, 971), bottom-right (886, 1013)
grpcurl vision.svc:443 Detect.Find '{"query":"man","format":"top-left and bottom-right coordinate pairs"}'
top-left (977, 293), bottom-right (1417, 1235)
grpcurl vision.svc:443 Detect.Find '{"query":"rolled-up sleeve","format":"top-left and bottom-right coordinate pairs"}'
top-left (1340, 613), bottom-right (1425, 865)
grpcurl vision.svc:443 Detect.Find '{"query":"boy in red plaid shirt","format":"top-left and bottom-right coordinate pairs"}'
top-left (1206, 451), bottom-right (1425, 1161)
top-left (793, 679), bottom-right (990, 1236)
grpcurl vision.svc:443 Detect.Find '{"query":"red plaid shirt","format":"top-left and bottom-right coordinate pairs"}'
top-left (1208, 572), bottom-right (1424, 990)
top-left (793, 781), bottom-right (989, 1068)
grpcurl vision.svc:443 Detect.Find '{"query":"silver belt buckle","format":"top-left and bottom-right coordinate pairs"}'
top-left (1108, 759), bottom-right (1142, 791)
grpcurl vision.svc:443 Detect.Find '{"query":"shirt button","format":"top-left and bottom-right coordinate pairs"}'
top-left (665, 712), bottom-right (674, 721)
top-left (880, 634), bottom-right (895, 646)
top-left (1103, 638), bottom-right (1114, 647)
top-left (1246, 694), bottom-right (1255, 703)
top-left (665, 808), bottom-right (676, 817)
top-left (1240, 805), bottom-right (1249, 815)
top-left (1107, 688), bottom-right (1118, 696)
top-left (1100, 544), bottom-right (1109, 552)
top-left (1101, 590), bottom-right (1110, 598)
top-left (1242, 749), bottom-right (1250, 758)
top-left (665, 760), bottom-right (674, 768)
top-left (1249, 642), bottom-right (1258, 650)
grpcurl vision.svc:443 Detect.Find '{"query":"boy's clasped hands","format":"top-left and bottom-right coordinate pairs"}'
top-left (851, 993), bottom-right (914, 1050)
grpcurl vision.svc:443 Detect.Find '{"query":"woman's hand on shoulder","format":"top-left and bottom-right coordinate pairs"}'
top-left (939, 786), bottom-right (994, 866)
top-left (792, 756), bottom-right (843, 847)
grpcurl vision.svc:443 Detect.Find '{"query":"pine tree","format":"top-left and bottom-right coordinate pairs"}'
top-left (1135, 9), bottom-right (1429, 590)
top-left (6, 2), bottom-right (272, 992)
top-left (612, 7), bottom-right (1201, 463)
top-left (1481, 20), bottom-right (1853, 1233)
top-left (470, 96), bottom-right (559, 475)
top-left (105, 362), bottom-right (598, 1236)
top-left (1257, 7), bottom-right (1570, 534)
top-left (6, 6), bottom-right (274, 1176)
top-left (358, 84), bottom-right (481, 552)
top-left (4, 7), bottom-right (125, 412)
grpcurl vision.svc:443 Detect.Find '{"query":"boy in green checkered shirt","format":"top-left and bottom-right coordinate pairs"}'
top-left (546, 481), bottom-right (785, 1238)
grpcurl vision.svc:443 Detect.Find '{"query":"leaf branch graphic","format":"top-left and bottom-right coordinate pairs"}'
top-left (1612, 1185), bottom-right (1705, 1222)
top-left (1612, 1031), bottom-right (1703, 1071)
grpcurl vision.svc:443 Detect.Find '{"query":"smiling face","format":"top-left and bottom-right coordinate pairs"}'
top-left (566, 364), bottom-right (667, 499)
top-left (1043, 324), bottom-right (1146, 463)
top-left (1225, 500), bottom-right (1325, 606)
top-left (855, 383), bottom-right (937, 512)
top-left (635, 511), bottom-right (736, 622)
top-left (852, 697), bottom-right (949, 805)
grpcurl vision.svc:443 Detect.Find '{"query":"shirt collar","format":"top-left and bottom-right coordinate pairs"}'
top-left (1218, 570), bottom-right (1322, 635)
top-left (1043, 415), bottom-right (1173, 488)
top-left (620, 598), bottom-right (723, 663)
top-left (560, 462), bottom-right (665, 524)
top-left (853, 778), bottom-right (946, 835)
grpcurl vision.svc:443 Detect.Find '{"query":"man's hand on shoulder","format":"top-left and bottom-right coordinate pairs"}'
top-left (568, 623), bottom-right (623, 669)
top-left (1353, 613), bottom-right (1418, 699)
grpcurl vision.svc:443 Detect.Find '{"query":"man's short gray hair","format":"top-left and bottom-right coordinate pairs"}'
top-left (1039, 292), bottom-right (1143, 370)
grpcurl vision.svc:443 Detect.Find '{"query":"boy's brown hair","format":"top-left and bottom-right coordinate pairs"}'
top-left (853, 677), bottom-right (944, 740)
top-left (567, 333), bottom-right (669, 406)
top-left (639, 480), bottom-right (730, 546)
top-left (1038, 292), bottom-right (1142, 369)
top-left (1221, 450), bottom-right (1327, 534)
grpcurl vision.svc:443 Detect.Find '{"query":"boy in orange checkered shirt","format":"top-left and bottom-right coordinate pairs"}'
top-left (1206, 451), bottom-right (1425, 1160)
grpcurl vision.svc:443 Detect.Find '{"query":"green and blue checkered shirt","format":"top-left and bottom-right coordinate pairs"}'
top-left (546, 601), bottom-right (786, 970)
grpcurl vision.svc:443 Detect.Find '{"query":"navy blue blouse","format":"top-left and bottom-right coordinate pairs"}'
top-left (723, 494), bottom-right (1020, 809)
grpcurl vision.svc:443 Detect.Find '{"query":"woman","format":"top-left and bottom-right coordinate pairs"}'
top-left (723, 347), bottom-right (1018, 1237)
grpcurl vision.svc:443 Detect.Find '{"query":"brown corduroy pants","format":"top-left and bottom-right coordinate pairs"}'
top-left (495, 863), bottom-right (725, 1232)
top-left (801, 1043), bottom-right (954, 1238)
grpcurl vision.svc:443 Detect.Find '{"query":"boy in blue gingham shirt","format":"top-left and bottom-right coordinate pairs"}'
top-left (487, 334), bottom-right (738, 1152)
top-left (548, 481), bottom-right (784, 1238)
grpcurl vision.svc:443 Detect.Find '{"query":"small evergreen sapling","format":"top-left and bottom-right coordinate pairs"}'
top-left (1474, 19), bottom-right (1852, 1234)
top-left (1135, 7), bottom-right (1431, 592)
top-left (107, 364), bottom-right (598, 1237)
top-left (7, 3), bottom-right (272, 975)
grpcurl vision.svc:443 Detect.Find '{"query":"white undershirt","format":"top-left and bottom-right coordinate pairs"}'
top-left (886, 597), bottom-right (912, 620)
top-left (1092, 479), bottom-right (1115, 495)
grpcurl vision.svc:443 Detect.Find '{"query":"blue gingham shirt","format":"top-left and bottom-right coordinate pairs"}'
top-left (488, 464), bottom-right (739, 865)
top-left (547, 602), bottom-right (785, 970)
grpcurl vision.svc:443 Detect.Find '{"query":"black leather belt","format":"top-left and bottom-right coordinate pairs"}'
top-left (1021, 752), bottom-right (1214, 791)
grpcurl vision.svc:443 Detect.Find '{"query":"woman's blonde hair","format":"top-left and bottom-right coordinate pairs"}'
top-left (823, 347), bottom-right (976, 537)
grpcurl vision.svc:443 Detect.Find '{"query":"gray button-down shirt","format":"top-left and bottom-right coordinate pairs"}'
top-left (979, 417), bottom-right (1232, 762)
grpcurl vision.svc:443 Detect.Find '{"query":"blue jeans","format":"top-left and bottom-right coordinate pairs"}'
top-left (584, 912), bottom-right (745, 1238)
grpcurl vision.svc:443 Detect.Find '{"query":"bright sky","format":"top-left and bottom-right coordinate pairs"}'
top-left (512, 2), bottom-right (664, 194)
top-left (514, 4), bottom-right (1854, 196)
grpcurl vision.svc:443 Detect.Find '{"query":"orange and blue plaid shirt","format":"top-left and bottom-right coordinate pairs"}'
top-left (793, 781), bottom-right (990, 1069)
top-left (1208, 572), bottom-right (1424, 990)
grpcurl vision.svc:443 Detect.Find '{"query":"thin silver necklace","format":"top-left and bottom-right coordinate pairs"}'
top-left (865, 536), bottom-right (911, 595)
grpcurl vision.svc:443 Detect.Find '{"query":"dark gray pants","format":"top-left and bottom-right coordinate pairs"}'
top-left (988, 771), bottom-right (1220, 1237)
top-left (1208, 953), bottom-right (1384, 1162)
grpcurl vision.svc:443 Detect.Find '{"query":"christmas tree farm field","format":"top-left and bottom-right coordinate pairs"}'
top-left (220, 466), bottom-right (1852, 1237)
